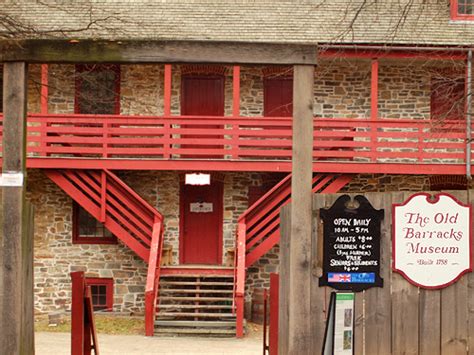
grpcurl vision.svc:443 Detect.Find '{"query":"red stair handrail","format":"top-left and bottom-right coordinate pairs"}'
top-left (104, 169), bottom-right (163, 220)
top-left (145, 216), bottom-right (165, 336)
top-left (233, 174), bottom-right (352, 338)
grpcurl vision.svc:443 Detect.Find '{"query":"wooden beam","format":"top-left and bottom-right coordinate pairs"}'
top-left (0, 40), bottom-right (318, 65)
top-left (279, 205), bottom-right (291, 355)
top-left (288, 64), bottom-right (314, 354)
top-left (0, 62), bottom-right (30, 355)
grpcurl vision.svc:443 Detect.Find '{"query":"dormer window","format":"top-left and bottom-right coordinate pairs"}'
top-left (451, 0), bottom-right (474, 20)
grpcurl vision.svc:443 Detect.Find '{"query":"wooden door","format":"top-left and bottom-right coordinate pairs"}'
top-left (264, 77), bottom-right (293, 117)
top-left (181, 75), bottom-right (224, 158)
top-left (180, 181), bottom-right (223, 264)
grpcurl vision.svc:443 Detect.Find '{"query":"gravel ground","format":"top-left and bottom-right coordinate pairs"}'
top-left (35, 331), bottom-right (263, 355)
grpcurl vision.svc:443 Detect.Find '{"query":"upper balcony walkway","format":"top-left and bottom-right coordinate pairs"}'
top-left (1, 53), bottom-right (473, 175)
top-left (0, 113), bottom-right (472, 175)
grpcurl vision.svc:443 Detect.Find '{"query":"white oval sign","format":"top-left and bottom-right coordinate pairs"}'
top-left (393, 193), bottom-right (472, 289)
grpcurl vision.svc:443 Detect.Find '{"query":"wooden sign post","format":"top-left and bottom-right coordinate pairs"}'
top-left (0, 62), bottom-right (34, 355)
top-left (287, 64), bottom-right (315, 354)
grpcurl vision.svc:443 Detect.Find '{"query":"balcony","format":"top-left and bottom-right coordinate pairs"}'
top-left (0, 113), bottom-right (472, 175)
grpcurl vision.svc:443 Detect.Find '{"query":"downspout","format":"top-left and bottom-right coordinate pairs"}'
top-left (467, 50), bottom-right (472, 180)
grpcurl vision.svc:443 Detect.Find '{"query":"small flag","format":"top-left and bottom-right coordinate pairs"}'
top-left (328, 273), bottom-right (352, 282)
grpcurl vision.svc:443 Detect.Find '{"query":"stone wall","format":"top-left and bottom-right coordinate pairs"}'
top-left (39, 60), bottom-right (471, 119)
top-left (29, 169), bottom-right (271, 313)
top-left (28, 169), bottom-right (148, 314)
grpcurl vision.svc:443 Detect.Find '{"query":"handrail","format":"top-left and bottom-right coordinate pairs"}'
top-left (71, 271), bottom-right (99, 355)
top-left (233, 174), bottom-right (352, 337)
top-left (104, 169), bottom-right (163, 221)
top-left (234, 222), bottom-right (246, 338)
top-left (1, 113), bottom-right (472, 167)
top-left (145, 217), bottom-right (164, 336)
top-left (238, 174), bottom-right (291, 222)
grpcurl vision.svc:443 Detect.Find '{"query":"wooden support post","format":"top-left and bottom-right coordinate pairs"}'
top-left (288, 64), bottom-right (314, 354)
top-left (0, 62), bottom-right (31, 355)
top-left (232, 65), bottom-right (240, 117)
top-left (231, 66), bottom-right (241, 159)
top-left (41, 64), bottom-right (48, 114)
top-left (370, 59), bottom-right (378, 162)
top-left (71, 272), bottom-right (86, 355)
top-left (163, 64), bottom-right (172, 159)
top-left (164, 64), bottom-right (172, 116)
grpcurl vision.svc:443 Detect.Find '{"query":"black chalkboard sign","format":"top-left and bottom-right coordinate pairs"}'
top-left (319, 195), bottom-right (384, 292)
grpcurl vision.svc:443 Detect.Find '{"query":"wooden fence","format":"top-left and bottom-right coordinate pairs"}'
top-left (280, 190), bottom-right (474, 354)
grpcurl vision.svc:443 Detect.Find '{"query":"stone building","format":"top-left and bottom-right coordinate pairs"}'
top-left (1, 0), bottom-right (473, 337)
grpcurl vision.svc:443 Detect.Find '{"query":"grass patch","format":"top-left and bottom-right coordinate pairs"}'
top-left (35, 314), bottom-right (144, 335)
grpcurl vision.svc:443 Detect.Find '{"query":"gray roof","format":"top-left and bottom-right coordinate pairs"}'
top-left (1, 0), bottom-right (474, 46)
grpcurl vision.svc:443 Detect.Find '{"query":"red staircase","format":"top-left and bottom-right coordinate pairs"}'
top-left (45, 169), bottom-right (164, 336)
top-left (233, 173), bottom-right (352, 337)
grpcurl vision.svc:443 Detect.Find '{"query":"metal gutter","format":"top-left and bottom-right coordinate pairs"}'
top-left (320, 44), bottom-right (473, 53)
top-left (467, 50), bottom-right (472, 180)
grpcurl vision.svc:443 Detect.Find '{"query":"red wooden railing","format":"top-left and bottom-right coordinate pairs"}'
top-left (0, 114), bottom-right (471, 172)
top-left (71, 271), bottom-right (99, 355)
top-left (145, 216), bottom-right (165, 336)
top-left (48, 169), bottom-right (165, 336)
top-left (47, 169), bottom-right (163, 261)
top-left (233, 173), bottom-right (352, 337)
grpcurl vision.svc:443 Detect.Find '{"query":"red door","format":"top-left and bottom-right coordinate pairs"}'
top-left (180, 181), bottom-right (223, 264)
top-left (264, 77), bottom-right (293, 117)
top-left (181, 75), bottom-right (224, 158)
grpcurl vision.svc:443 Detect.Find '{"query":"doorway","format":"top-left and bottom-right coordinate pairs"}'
top-left (180, 75), bottom-right (225, 158)
top-left (180, 180), bottom-right (223, 264)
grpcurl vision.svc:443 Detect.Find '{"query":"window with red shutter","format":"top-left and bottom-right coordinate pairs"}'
top-left (451, 0), bottom-right (474, 20)
top-left (85, 278), bottom-right (114, 312)
top-left (264, 76), bottom-right (293, 117)
top-left (431, 74), bottom-right (465, 122)
top-left (75, 64), bottom-right (120, 114)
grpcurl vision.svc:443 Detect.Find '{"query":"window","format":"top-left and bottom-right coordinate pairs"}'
top-left (429, 175), bottom-right (468, 190)
top-left (451, 0), bottom-right (474, 20)
top-left (72, 202), bottom-right (117, 244)
top-left (85, 278), bottom-right (113, 311)
top-left (431, 74), bottom-right (465, 122)
top-left (75, 64), bottom-right (120, 114)
top-left (264, 76), bottom-right (293, 117)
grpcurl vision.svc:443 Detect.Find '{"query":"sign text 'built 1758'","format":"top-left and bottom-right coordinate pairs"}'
top-left (319, 195), bottom-right (384, 292)
top-left (393, 193), bottom-right (472, 289)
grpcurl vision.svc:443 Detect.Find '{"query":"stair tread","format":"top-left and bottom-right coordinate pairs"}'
top-left (157, 312), bottom-right (235, 318)
top-left (160, 289), bottom-right (233, 294)
top-left (154, 320), bottom-right (235, 327)
top-left (160, 274), bottom-right (234, 278)
top-left (159, 296), bottom-right (233, 302)
top-left (160, 281), bottom-right (233, 286)
top-left (154, 328), bottom-right (235, 335)
top-left (158, 304), bottom-right (233, 309)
